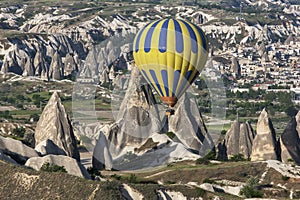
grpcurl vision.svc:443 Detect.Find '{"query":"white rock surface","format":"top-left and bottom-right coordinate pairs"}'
top-left (0, 135), bottom-right (39, 164)
top-left (25, 155), bottom-right (90, 179)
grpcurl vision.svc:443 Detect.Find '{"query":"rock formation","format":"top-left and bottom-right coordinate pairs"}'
top-left (114, 133), bottom-right (200, 170)
top-left (92, 132), bottom-right (113, 170)
top-left (0, 149), bottom-right (18, 165)
top-left (251, 108), bottom-right (278, 161)
top-left (0, 34), bottom-right (86, 80)
top-left (230, 57), bottom-right (241, 78)
top-left (169, 92), bottom-right (212, 154)
top-left (105, 67), bottom-right (162, 157)
top-left (22, 58), bottom-right (35, 76)
top-left (25, 155), bottom-right (90, 179)
top-left (49, 51), bottom-right (64, 80)
top-left (0, 135), bottom-right (39, 164)
top-left (217, 140), bottom-right (227, 161)
top-left (35, 139), bottom-right (67, 156)
top-left (224, 120), bottom-right (255, 159)
top-left (296, 111), bottom-right (300, 139)
top-left (35, 92), bottom-right (80, 161)
top-left (279, 113), bottom-right (300, 164)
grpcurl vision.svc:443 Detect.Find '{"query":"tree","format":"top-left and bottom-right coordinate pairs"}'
top-left (240, 176), bottom-right (263, 198)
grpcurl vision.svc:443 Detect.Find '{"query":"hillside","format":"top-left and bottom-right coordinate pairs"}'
top-left (1, 159), bottom-right (300, 199)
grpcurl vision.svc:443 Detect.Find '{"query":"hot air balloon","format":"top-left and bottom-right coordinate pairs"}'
top-left (133, 18), bottom-right (208, 115)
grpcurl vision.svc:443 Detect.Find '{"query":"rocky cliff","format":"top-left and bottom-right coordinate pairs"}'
top-left (35, 92), bottom-right (80, 161)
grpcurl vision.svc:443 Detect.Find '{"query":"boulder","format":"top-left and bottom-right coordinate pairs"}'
top-left (0, 149), bottom-right (18, 165)
top-left (25, 155), bottom-right (90, 179)
top-left (279, 117), bottom-right (300, 164)
top-left (0, 135), bottom-right (39, 164)
top-left (35, 139), bottom-right (67, 156)
top-left (92, 132), bottom-right (113, 170)
top-left (35, 92), bottom-right (80, 161)
top-left (251, 109), bottom-right (278, 161)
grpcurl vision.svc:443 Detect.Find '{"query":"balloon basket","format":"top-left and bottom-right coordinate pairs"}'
top-left (166, 108), bottom-right (175, 116)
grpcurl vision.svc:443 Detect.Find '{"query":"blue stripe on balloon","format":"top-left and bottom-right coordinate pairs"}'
top-left (172, 70), bottom-right (181, 97)
top-left (194, 25), bottom-right (207, 51)
top-left (161, 70), bottom-right (169, 96)
top-left (142, 69), bottom-right (160, 96)
top-left (149, 69), bottom-right (164, 96)
top-left (141, 69), bottom-right (152, 84)
top-left (144, 20), bottom-right (161, 53)
top-left (135, 25), bottom-right (147, 53)
top-left (177, 70), bottom-right (193, 97)
top-left (180, 20), bottom-right (198, 53)
top-left (173, 19), bottom-right (183, 53)
top-left (159, 19), bottom-right (169, 53)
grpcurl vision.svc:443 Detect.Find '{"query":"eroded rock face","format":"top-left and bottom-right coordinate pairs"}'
top-left (25, 155), bottom-right (90, 179)
top-left (169, 92), bottom-right (212, 153)
top-left (224, 120), bottom-right (255, 159)
top-left (35, 139), bottom-right (67, 156)
top-left (35, 92), bottom-right (80, 161)
top-left (106, 67), bottom-right (162, 157)
top-left (0, 34), bottom-right (86, 80)
top-left (279, 116), bottom-right (300, 164)
top-left (231, 57), bottom-right (241, 78)
top-left (0, 135), bottom-right (39, 164)
top-left (251, 109), bottom-right (278, 161)
top-left (92, 132), bottom-right (113, 170)
top-left (296, 111), bottom-right (300, 139)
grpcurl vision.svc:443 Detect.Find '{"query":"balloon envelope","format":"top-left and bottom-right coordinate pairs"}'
top-left (133, 18), bottom-right (208, 107)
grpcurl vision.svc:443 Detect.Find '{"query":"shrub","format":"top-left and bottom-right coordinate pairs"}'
top-left (229, 154), bottom-right (246, 162)
top-left (282, 175), bottom-right (290, 181)
top-left (165, 132), bottom-right (176, 139)
top-left (40, 162), bottom-right (67, 173)
top-left (128, 174), bottom-right (137, 183)
top-left (203, 178), bottom-right (216, 184)
top-left (87, 167), bottom-right (101, 180)
top-left (239, 177), bottom-right (263, 198)
top-left (111, 174), bottom-right (121, 180)
top-left (196, 157), bottom-right (210, 165)
top-left (30, 113), bottom-right (40, 122)
top-left (12, 127), bottom-right (26, 138)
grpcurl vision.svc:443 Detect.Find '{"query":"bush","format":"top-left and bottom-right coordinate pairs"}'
top-left (12, 127), bottom-right (26, 138)
top-left (40, 162), bottom-right (67, 173)
top-left (87, 167), bottom-right (101, 180)
top-left (229, 154), bottom-right (246, 162)
top-left (203, 178), bottom-right (216, 184)
top-left (282, 175), bottom-right (290, 181)
top-left (128, 174), bottom-right (137, 183)
top-left (196, 157), bottom-right (210, 165)
top-left (30, 113), bottom-right (40, 122)
top-left (196, 149), bottom-right (216, 165)
top-left (239, 177), bottom-right (263, 198)
top-left (165, 132), bottom-right (176, 139)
